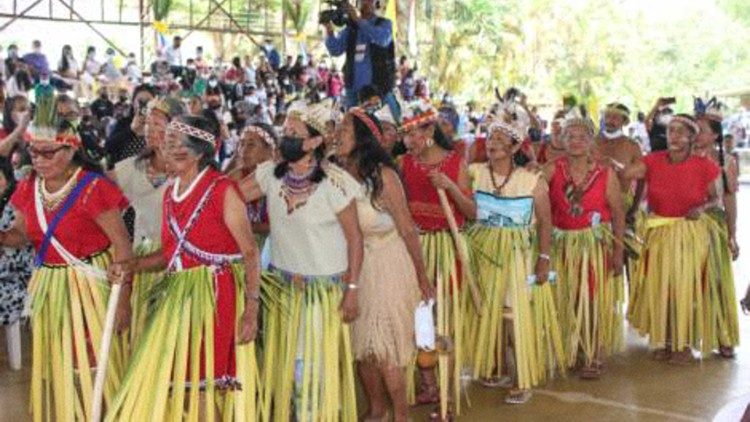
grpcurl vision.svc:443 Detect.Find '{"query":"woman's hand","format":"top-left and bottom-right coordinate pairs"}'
top-left (237, 302), bottom-right (259, 344)
top-left (730, 236), bottom-right (740, 261)
top-left (427, 170), bottom-right (455, 191)
top-left (107, 259), bottom-right (137, 285)
top-left (340, 288), bottom-right (359, 323)
top-left (534, 257), bottom-right (551, 285)
top-left (686, 205), bottom-right (704, 220)
top-left (417, 274), bottom-right (435, 301)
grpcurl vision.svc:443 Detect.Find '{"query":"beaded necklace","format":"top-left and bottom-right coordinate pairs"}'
top-left (488, 161), bottom-right (516, 196)
top-left (39, 168), bottom-right (82, 211)
top-left (562, 158), bottom-right (602, 217)
top-left (280, 163), bottom-right (319, 214)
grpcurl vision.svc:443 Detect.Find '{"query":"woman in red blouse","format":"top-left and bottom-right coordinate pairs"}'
top-left (106, 116), bottom-right (261, 420)
top-left (399, 103), bottom-right (475, 417)
top-left (625, 114), bottom-right (722, 365)
top-left (542, 115), bottom-right (625, 380)
top-left (0, 121), bottom-right (133, 421)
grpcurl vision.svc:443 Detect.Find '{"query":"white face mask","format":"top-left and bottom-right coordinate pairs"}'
top-left (40, 78), bottom-right (50, 86)
top-left (602, 128), bottom-right (623, 139)
top-left (657, 114), bottom-right (673, 126)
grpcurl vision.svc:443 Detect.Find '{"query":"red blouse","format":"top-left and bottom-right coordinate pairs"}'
top-left (643, 151), bottom-right (720, 217)
top-left (10, 170), bottom-right (129, 265)
top-left (402, 151), bottom-right (468, 232)
top-left (161, 168), bottom-right (242, 269)
top-left (549, 158), bottom-right (611, 230)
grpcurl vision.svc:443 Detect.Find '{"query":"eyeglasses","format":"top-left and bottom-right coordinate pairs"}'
top-left (27, 145), bottom-right (69, 160)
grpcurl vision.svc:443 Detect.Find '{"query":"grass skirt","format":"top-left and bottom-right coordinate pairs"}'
top-left (628, 216), bottom-right (715, 352)
top-left (465, 226), bottom-right (566, 390)
top-left (258, 272), bottom-right (357, 422)
top-left (105, 264), bottom-right (261, 421)
top-left (128, 239), bottom-right (162, 348)
top-left (29, 251), bottom-right (127, 422)
top-left (704, 210), bottom-right (739, 350)
top-left (552, 227), bottom-right (625, 367)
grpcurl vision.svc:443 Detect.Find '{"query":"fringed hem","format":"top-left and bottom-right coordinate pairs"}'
top-left (259, 272), bottom-right (357, 422)
top-left (128, 240), bottom-right (162, 349)
top-left (552, 227), bottom-right (625, 367)
top-left (105, 264), bottom-right (261, 421)
top-left (29, 251), bottom-right (127, 422)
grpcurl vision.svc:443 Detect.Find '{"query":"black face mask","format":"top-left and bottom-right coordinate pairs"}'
top-left (279, 136), bottom-right (307, 163)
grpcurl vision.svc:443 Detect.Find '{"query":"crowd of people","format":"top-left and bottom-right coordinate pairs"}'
top-left (0, 0), bottom-right (747, 421)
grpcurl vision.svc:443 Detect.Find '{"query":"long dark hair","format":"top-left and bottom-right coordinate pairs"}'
top-left (348, 112), bottom-right (397, 205)
top-left (58, 120), bottom-right (104, 174)
top-left (703, 118), bottom-right (729, 194)
top-left (0, 156), bottom-right (16, 216)
top-left (433, 122), bottom-right (454, 151)
top-left (2, 95), bottom-right (28, 133)
top-left (179, 115), bottom-right (219, 170)
top-left (59, 45), bottom-right (73, 73)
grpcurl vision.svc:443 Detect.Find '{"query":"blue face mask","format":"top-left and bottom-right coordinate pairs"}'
top-left (151, 174), bottom-right (168, 188)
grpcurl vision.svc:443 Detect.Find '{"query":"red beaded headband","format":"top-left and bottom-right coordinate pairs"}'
top-left (168, 120), bottom-right (216, 146)
top-left (30, 128), bottom-right (81, 148)
top-left (400, 109), bottom-right (437, 133)
top-left (349, 107), bottom-right (384, 145)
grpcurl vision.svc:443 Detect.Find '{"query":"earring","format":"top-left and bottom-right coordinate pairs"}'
top-left (426, 138), bottom-right (435, 148)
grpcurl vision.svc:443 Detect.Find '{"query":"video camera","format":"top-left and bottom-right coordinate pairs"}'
top-left (319, 0), bottom-right (350, 27)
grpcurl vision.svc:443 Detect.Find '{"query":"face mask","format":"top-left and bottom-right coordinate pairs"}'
top-left (12, 112), bottom-right (25, 125)
top-left (151, 174), bottom-right (168, 188)
top-left (34, 47), bottom-right (41, 53)
top-left (208, 79), bottom-right (218, 88)
top-left (602, 129), bottom-right (623, 139)
top-left (8, 49), bottom-right (17, 57)
top-left (657, 114), bottom-right (672, 126)
top-left (40, 79), bottom-right (49, 86)
top-left (187, 65), bottom-right (196, 70)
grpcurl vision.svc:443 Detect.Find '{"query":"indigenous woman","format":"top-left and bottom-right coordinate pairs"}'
top-left (693, 100), bottom-right (740, 358)
top-left (466, 121), bottom-right (564, 404)
top-left (239, 100), bottom-right (363, 422)
top-left (535, 111), bottom-right (567, 165)
top-left (626, 114), bottom-right (720, 364)
top-left (0, 157), bottom-right (33, 370)
top-left (543, 115), bottom-right (625, 379)
top-left (110, 96), bottom-right (184, 345)
top-left (0, 121), bottom-right (133, 421)
top-left (337, 108), bottom-right (433, 422)
top-left (105, 115), bottom-right (261, 421)
top-left (227, 123), bottom-right (277, 239)
top-left (399, 103), bottom-right (476, 417)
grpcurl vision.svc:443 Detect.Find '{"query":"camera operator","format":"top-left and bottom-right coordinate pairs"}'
top-left (323, 0), bottom-right (398, 119)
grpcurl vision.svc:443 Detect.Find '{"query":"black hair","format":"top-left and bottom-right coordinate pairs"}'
top-left (357, 85), bottom-right (380, 104)
top-left (349, 112), bottom-right (397, 206)
top-left (433, 122), bottom-right (454, 151)
top-left (57, 120), bottom-right (104, 174)
top-left (2, 95), bottom-right (28, 133)
top-left (132, 83), bottom-right (156, 101)
top-left (274, 136), bottom-right (326, 182)
top-left (232, 56), bottom-right (242, 68)
top-left (703, 117), bottom-right (729, 194)
top-left (59, 45), bottom-right (73, 73)
top-left (13, 68), bottom-right (33, 92)
top-left (0, 156), bottom-right (16, 216)
top-left (179, 115), bottom-right (219, 170)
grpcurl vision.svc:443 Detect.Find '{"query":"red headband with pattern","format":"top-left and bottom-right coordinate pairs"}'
top-left (349, 107), bottom-right (384, 145)
top-left (400, 109), bottom-right (437, 133)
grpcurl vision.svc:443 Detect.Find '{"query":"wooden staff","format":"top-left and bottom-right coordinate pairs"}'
top-left (436, 188), bottom-right (483, 314)
top-left (92, 282), bottom-right (123, 422)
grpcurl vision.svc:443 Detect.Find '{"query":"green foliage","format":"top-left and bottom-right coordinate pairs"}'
top-left (153, 0), bottom-right (173, 21)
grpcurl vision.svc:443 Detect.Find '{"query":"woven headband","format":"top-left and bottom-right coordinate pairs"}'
top-left (400, 109), bottom-right (437, 133)
top-left (349, 108), bottom-right (384, 145)
top-left (242, 125), bottom-right (276, 148)
top-left (604, 105), bottom-right (630, 121)
top-left (168, 120), bottom-right (216, 146)
top-left (669, 115), bottom-right (700, 134)
top-left (30, 128), bottom-right (81, 148)
top-left (563, 117), bottom-right (596, 137)
top-left (487, 122), bottom-right (523, 143)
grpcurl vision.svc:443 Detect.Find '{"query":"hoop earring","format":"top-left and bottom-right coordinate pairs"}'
top-left (425, 138), bottom-right (435, 148)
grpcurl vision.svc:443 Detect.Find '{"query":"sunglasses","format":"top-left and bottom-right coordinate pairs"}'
top-left (27, 145), bottom-right (70, 160)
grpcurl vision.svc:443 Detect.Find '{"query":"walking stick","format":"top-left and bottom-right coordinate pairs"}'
top-left (436, 188), bottom-right (482, 314)
top-left (92, 282), bottom-right (122, 421)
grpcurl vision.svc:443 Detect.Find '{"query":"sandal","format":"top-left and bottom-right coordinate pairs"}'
top-left (652, 348), bottom-right (671, 361)
top-left (579, 361), bottom-right (603, 380)
top-left (505, 389), bottom-right (532, 404)
top-left (478, 376), bottom-right (512, 388)
top-left (429, 405), bottom-right (454, 422)
top-left (718, 346), bottom-right (736, 359)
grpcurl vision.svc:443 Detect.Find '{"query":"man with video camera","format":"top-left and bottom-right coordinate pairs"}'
top-left (323, 0), bottom-right (399, 119)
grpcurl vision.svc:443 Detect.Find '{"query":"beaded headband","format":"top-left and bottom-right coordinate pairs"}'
top-left (669, 115), bottom-right (700, 134)
top-left (604, 103), bottom-right (630, 122)
top-left (400, 109), bottom-right (437, 133)
top-left (562, 117), bottom-right (596, 137)
top-left (29, 126), bottom-right (81, 148)
top-left (242, 125), bottom-right (277, 148)
top-left (487, 122), bottom-right (523, 144)
top-left (349, 107), bottom-right (384, 145)
top-left (168, 120), bottom-right (216, 146)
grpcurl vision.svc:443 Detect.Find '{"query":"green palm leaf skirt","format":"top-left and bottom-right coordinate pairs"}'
top-left (258, 271), bottom-right (357, 422)
top-left (105, 263), bottom-right (261, 421)
top-left (128, 240), bottom-right (162, 349)
top-left (464, 226), bottom-right (566, 390)
top-left (28, 250), bottom-right (127, 422)
top-left (552, 226), bottom-right (625, 368)
top-left (704, 210), bottom-right (740, 350)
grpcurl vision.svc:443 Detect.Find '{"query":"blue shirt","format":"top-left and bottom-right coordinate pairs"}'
top-left (22, 52), bottom-right (49, 76)
top-left (325, 17), bottom-right (393, 93)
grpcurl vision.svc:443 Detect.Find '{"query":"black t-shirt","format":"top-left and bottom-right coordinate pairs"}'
top-left (104, 116), bottom-right (145, 169)
top-left (90, 98), bottom-right (114, 120)
top-left (648, 121), bottom-right (668, 152)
